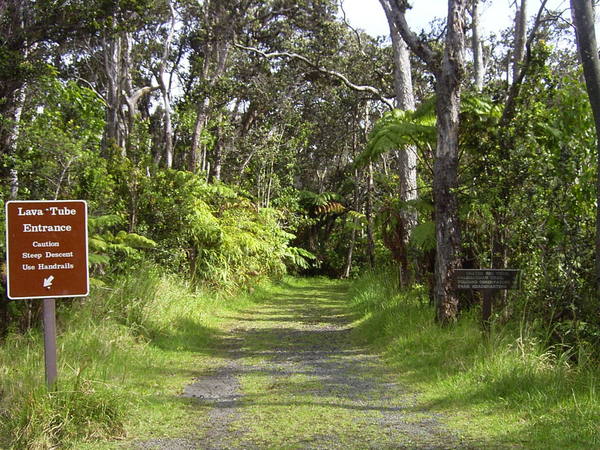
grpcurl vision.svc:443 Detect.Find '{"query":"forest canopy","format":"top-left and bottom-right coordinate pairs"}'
top-left (0, 0), bottom-right (598, 346)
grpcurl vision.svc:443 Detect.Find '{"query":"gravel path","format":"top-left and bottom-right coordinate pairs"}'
top-left (138, 279), bottom-right (469, 449)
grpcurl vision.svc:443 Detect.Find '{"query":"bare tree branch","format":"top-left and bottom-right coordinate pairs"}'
top-left (74, 76), bottom-right (107, 106)
top-left (124, 85), bottom-right (161, 120)
top-left (339, 0), bottom-right (367, 57)
top-left (384, 0), bottom-right (440, 73)
top-left (234, 43), bottom-right (395, 109)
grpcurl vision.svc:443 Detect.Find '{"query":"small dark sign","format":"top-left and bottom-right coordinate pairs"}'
top-left (453, 269), bottom-right (520, 291)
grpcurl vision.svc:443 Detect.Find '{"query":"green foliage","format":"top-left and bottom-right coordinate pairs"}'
top-left (137, 170), bottom-right (296, 288)
top-left (284, 246), bottom-right (317, 270)
top-left (358, 99), bottom-right (436, 167)
top-left (0, 266), bottom-right (265, 448)
top-left (0, 374), bottom-right (125, 449)
top-left (88, 214), bottom-right (157, 276)
top-left (298, 190), bottom-right (345, 215)
top-left (459, 58), bottom-right (598, 346)
top-left (409, 221), bottom-right (436, 252)
top-left (13, 76), bottom-right (114, 205)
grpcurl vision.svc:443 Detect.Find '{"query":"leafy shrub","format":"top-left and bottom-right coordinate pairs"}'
top-left (88, 214), bottom-right (157, 278)
top-left (137, 170), bottom-right (297, 288)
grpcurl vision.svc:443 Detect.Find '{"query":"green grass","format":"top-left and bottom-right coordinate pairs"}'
top-left (0, 267), bottom-right (261, 449)
top-left (348, 270), bottom-right (600, 449)
top-left (5, 271), bottom-right (598, 449)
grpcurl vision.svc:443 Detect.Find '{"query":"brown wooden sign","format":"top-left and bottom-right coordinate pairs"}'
top-left (5, 200), bottom-right (89, 299)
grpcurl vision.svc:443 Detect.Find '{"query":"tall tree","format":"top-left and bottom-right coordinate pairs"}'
top-left (379, 0), bottom-right (418, 285)
top-left (470, 0), bottom-right (485, 91)
top-left (513, 0), bottom-right (527, 81)
top-left (100, 2), bottom-right (169, 158)
top-left (382, 0), bottom-right (468, 323)
top-left (570, 0), bottom-right (600, 295)
top-left (0, 0), bottom-right (110, 193)
top-left (188, 0), bottom-right (243, 174)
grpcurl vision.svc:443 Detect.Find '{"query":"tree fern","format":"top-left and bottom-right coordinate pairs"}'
top-left (284, 247), bottom-right (317, 270)
top-left (299, 190), bottom-right (345, 216)
top-left (358, 94), bottom-right (499, 167)
top-left (357, 98), bottom-right (436, 167)
top-left (88, 215), bottom-right (157, 275)
top-left (409, 221), bottom-right (436, 252)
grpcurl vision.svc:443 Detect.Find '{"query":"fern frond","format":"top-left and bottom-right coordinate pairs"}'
top-left (410, 221), bottom-right (436, 252)
top-left (357, 103), bottom-right (437, 167)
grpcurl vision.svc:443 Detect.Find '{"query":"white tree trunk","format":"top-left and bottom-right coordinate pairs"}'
top-left (159, 0), bottom-right (176, 168)
top-left (102, 33), bottom-right (124, 152)
top-left (7, 86), bottom-right (25, 200)
top-left (381, 0), bottom-right (419, 284)
top-left (471, 0), bottom-right (485, 91)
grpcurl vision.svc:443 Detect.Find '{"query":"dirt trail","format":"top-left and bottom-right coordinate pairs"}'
top-left (138, 279), bottom-right (468, 449)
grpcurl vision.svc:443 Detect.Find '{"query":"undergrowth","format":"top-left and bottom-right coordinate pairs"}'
top-left (0, 266), bottom-right (262, 449)
top-left (349, 270), bottom-right (600, 449)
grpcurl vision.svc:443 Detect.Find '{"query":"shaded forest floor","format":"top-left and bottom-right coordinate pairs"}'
top-left (129, 278), bottom-right (476, 449)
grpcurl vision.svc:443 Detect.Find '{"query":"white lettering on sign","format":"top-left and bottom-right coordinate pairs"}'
top-left (22, 252), bottom-right (42, 259)
top-left (48, 206), bottom-right (76, 216)
top-left (32, 241), bottom-right (60, 248)
top-left (23, 224), bottom-right (72, 232)
top-left (37, 263), bottom-right (74, 270)
top-left (17, 207), bottom-right (77, 216)
top-left (45, 251), bottom-right (73, 258)
top-left (18, 208), bottom-right (44, 216)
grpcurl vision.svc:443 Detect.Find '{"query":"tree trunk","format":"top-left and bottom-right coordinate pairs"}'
top-left (122, 32), bottom-right (134, 153)
top-left (381, 0), bottom-right (418, 285)
top-left (513, 0), bottom-right (527, 82)
top-left (385, 0), bottom-right (467, 322)
top-left (190, 97), bottom-right (211, 172)
top-left (102, 33), bottom-right (124, 154)
top-left (210, 126), bottom-right (223, 182)
top-left (432, 0), bottom-right (467, 323)
top-left (162, 87), bottom-right (174, 169)
top-left (102, 29), bottom-right (160, 159)
top-left (6, 85), bottom-right (26, 200)
top-left (189, 0), bottom-right (232, 173)
top-left (366, 163), bottom-right (376, 269)
top-left (160, 0), bottom-right (176, 168)
top-left (570, 0), bottom-right (600, 295)
top-left (1, 0), bottom-right (26, 195)
top-left (343, 169), bottom-right (361, 279)
top-left (343, 224), bottom-right (357, 278)
top-left (471, 0), bottom-right (485, 91)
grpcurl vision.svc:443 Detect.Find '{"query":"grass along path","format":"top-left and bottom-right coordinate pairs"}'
top-left (136, 277), bottom-right (469, 449)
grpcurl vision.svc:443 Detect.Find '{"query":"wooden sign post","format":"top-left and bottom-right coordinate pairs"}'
top-left (453, 269), bottom-right (520, 333)
top-left (5, 200), bottom-right (89, 387)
